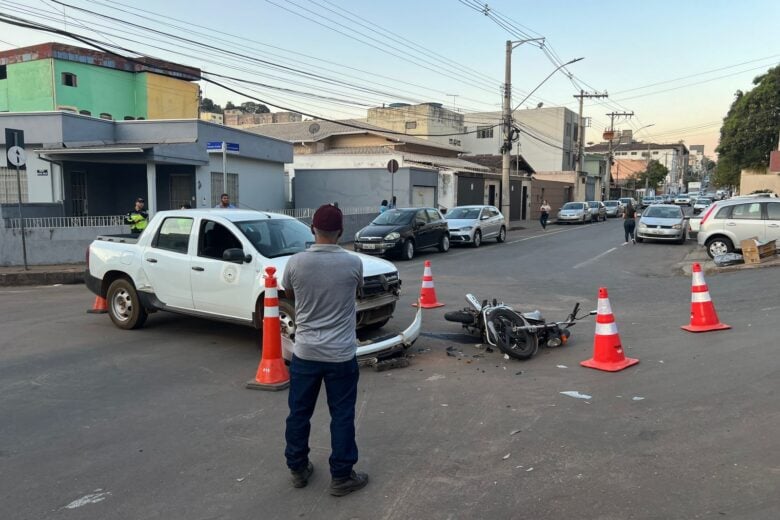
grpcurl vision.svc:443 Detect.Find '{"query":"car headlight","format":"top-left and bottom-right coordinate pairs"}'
top-left (672, 224), bottom-right (682, 229)
top-left (461, 226), bottom-right (473, 231)
top-left (384, 232), bottom-right (400, 241)
top-left (639, 223), bottom-right (648, 230)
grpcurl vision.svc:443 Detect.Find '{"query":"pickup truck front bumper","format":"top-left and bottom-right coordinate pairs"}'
top-left (282, 305), bottom-right (422, 364)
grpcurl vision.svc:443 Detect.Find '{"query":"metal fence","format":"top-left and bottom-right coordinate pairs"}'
top-left (3, 215), bottom-right (127, 229)
top-left (3, 207), bottom-right (381, 229)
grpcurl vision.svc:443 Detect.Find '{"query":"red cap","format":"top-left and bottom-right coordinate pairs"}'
top-left (312, 204), bottom-right (343, 231)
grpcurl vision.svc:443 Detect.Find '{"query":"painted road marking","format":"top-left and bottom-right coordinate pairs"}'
top-left (573, 247), bottom-right (617, 269)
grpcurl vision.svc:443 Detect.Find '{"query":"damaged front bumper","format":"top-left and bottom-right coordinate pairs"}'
top-left (282, 305), bottom-right (423, 365)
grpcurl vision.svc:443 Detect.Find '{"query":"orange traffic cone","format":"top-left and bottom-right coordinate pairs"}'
top-left (246, 266), bottom-right (290, 391)
top-left (412, 260), bottom-right (444, 309)
top-left (580, 287), bottom-right (639, 372)
top-left (681, 262), bottom-right (731, 333)
top-left (86, 295), bottom-right (108, 314)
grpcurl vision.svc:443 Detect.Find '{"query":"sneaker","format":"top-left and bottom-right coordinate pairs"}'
top-left (290, 462), bottom-right (313, 488)
top-left (632, 238), bottom-right (636, 244)
top-left (329, 470), bottom-right (369, 496)
top-left (622, 241), bottom-right (629, 246)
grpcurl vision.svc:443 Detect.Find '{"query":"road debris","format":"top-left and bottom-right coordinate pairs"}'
top-left (502, 453), bottom-right (511, 460)
top-left (510, 429), bottom-right (522, 436)
top-left (556, 364), bottom-right (568, 369)
top-left (632, 396), bottom-right (645, 401)
top-left (560, 391), bottom-right (592, 400)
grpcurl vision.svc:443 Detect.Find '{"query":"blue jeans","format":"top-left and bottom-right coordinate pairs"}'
top-left (540, 212), bottom-right (549, 229)
top-left (624, 219), bottom-right (636, 242)
top-left (285, 355), bottom-right (359, 479)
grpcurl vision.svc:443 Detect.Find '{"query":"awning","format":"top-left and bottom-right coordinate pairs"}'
top-left (34, 146), bottom-right (146, 155)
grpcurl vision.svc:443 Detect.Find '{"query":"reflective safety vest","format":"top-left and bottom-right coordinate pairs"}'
top-left (128, 212), bottom-right (148, 232)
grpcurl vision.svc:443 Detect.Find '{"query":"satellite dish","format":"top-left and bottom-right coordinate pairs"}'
top-left (308, 123), bottom-right (321, 134)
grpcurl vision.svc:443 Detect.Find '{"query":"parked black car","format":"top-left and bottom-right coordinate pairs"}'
top-left (354, 207), bottom-right (450, 260)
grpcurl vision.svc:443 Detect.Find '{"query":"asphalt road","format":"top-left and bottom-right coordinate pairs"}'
top-left (1, 217), bottom-right (779, 520)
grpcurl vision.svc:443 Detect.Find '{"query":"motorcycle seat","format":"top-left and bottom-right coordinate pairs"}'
top-left (522, 310), bottom-right (543, 321)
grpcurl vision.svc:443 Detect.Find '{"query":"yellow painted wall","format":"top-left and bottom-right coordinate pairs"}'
top-left (144, 73), bottom-right (199, 119)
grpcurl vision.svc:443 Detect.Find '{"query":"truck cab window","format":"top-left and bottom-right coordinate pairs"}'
top-left (199, 220), bottom-right (242, 260)
top-left (153, 217), bottom-right (193, 254)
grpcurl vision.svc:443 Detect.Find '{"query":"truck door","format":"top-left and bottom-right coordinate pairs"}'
top-left (190, 219), bottom-right (257, 320)
top-left (142, 216), bottom-right (195, 309)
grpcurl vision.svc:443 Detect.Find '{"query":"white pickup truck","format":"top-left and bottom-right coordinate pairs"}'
top-left (86, 209), bottom-right (404, 342)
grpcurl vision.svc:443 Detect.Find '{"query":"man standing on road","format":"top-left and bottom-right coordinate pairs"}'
top-left (623, 201), bottom-right (637, 244)
top-left (124, 197), bottom-right (148, 235)
top-left (282, 204), bottom-right (368, 497)
top-left (214, 193), bottom-right (236, 208)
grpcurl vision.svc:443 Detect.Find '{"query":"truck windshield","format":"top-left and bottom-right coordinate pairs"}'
top-left (235, 219), bottom-right (314, 258)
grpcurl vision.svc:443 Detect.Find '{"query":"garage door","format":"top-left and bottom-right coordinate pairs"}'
top-left (413, 185), bottom-right (435, 207)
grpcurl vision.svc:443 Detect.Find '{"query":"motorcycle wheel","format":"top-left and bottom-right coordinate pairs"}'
top-left (490, 308), bottom-right (539, 360)
top-left (444, 310), bottom-right (477, 324)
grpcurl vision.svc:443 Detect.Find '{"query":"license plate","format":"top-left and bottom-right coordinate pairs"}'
top-left (361, 243), bottom-right (376, 250)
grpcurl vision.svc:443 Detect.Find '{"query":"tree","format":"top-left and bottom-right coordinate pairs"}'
top-left (715, 65), bottom-right (780, 187)
top-left (225, 101), bottom-right (237, 110)
top-left (637, 160), bottom-right (668, 190)
top-left (199, 97), bottom-right (222, 114)
top-left (239, 101), bottom-right (270, 114)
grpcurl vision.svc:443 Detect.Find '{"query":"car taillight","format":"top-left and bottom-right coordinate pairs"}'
top-left (700, 204), bottom-right (717, 226)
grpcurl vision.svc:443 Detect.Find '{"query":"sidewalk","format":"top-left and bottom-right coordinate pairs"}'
top-left (0, 219), bottom-right (540, 287)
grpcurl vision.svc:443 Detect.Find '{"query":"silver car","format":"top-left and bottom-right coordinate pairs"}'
top-left (445, 205), bottom-right (506, 247)
top-left (557, 202), bottom-right (589, 224)
top-left (604, 200), bottom-right (624, 218)
top-left (697, 198), bottom-right (780, 258)
top-left (692, 197), bottom-right (713, 215)
top-left (586, 201), bottom-right (607, 222)
top-left (636, 204), bottom-right (687, 244)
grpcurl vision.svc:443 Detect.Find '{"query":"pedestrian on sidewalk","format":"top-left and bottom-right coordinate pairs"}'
top-left (539, 200), bottom-right (551, 229)
top-left (282, 204), bottom-right (369, 497)
top-left (124, 197), bottom-right (148, 235)
top-left (623, 201), bottom-right (637, 244)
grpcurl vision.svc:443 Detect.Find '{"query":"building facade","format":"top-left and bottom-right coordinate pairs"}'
top-left (200, 111), bottom-right (224, 125)
top-left (461, 107), bottom-right (580, 172)
top-left (224, 110), bottom-right (303, 127)
top-left (0, 112), bottom-right (292, 213)
top-left (0, 43), bottom-right (200, 121)
top-left (366, 103), bottom-right (466, 149)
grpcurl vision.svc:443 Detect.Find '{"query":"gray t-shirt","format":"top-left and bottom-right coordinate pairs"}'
top-left (282, 244), bottom-right (363, 362)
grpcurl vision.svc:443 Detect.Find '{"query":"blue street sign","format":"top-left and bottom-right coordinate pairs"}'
top-left (206, 141), bottom-right (223, 150)
top-left (226, 142), bottom-right (239, 152)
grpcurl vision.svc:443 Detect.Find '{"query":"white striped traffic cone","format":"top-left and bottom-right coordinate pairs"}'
top-left (681, 262), bottom-right (730, 333)
top-left (412, 260), bottom-right (444, 309)
top-left (580, 287), bottom-right (639, 372)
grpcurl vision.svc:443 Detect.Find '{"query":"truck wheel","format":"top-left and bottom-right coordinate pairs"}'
top-left (107, 278), bottom-right (147, 330)
top-left (278, 298), bottom-right (296, 341)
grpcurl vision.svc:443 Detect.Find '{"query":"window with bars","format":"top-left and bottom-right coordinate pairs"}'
top-left (0, 167), bottom-right (29, 203)
top-left (476, 126), bottom-right (494, 139)
top-left (210, 172), bottom-right (239, 207)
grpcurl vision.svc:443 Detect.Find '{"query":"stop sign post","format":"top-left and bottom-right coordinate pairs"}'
top-left (387, 159), bottom-right (399, 207)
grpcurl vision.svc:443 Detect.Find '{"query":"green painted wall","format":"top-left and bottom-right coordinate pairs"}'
top-left (0, 59), bottom-right (55, 112)
top-left (53, 60), bottom-right (144, 119)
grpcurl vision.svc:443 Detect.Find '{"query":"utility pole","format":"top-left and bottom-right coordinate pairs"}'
top-left (605, 111), bottom-right (633, 198)
top-left (501, 38), bottom-right (544, 227)
top-left (573, 90), bottom-right (608, 199)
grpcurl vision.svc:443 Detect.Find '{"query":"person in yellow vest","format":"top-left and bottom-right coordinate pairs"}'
top-left (125, 197), bottom-right (149, 235)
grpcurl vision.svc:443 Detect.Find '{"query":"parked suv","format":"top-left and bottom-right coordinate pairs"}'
top-left (354, 207), bottom-right (450, 260)
top-left (697, 198), bottom-right (780, 258)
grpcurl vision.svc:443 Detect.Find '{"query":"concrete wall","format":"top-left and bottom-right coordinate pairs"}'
top-left (739, 168), bottom-right (780, 195)
top-left (195, 155), bottom-right (285, 211)
top-left (53, 60), bottom-right (139, 119)
top-left (142, 72), bottom-right (199, 119)
top-left (0, 224), bottom-right (126, 266)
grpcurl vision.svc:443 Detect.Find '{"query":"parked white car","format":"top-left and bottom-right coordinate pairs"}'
top-left (557, 202), bottom-right (590, 224)
top-left (697, 198), bottom-right (780, 258)
top-left (444, 205), bottom-right (506, 247)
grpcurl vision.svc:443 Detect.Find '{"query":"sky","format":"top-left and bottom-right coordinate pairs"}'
top-left (1, 0), bottom-right (779, 157)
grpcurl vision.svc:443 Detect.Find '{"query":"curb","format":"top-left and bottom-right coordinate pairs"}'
top-left (0, 270), bottom-right (85, 287)
top-left (681, 255), bottom-right (780, 276)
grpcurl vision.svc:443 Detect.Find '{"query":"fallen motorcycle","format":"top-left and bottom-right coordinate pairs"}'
top-left (444, 294), bottom-right (596, 360)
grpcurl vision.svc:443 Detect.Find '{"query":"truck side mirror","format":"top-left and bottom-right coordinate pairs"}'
top-left (223, 248), bottom-right (251, 263)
